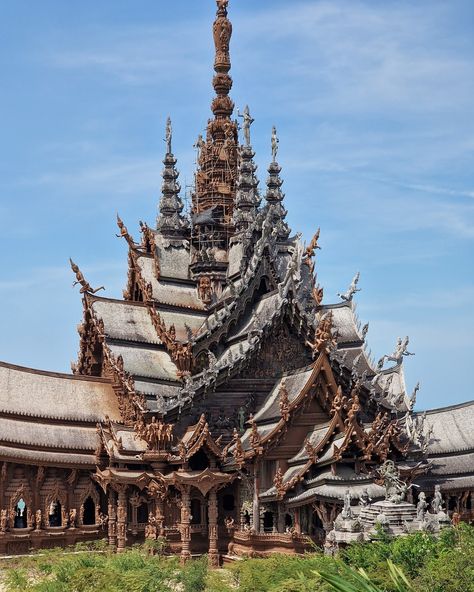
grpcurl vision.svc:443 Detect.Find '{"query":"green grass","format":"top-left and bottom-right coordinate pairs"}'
top-left (0, 524), bottom-right (473, 592)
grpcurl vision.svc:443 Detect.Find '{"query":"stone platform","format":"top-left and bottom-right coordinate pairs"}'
top-left (360, 500), bottom-right (417, 536)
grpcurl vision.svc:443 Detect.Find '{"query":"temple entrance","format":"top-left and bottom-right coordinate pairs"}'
top-left (137, 502), bottom-right (149, 525)
top-left (82, 496), bottom-right (96, 525)
top-left (191, 499), bottom-right (202, 525)
top-left (48, 500), bottom-right (62, 527)
top-left (13, 498), bottom-right (27, 528)
top-left (263, 511), bottom-right (274, 532)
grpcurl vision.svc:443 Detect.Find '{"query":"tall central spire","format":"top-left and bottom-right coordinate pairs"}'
top-left (192, 0), bottom-right (238, 262)
top-left (190, 0), bottom-right (239, 302)
top-left (211, 0), bottom-right (234, 120)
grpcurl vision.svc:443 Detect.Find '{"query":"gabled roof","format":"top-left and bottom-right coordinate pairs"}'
top-left (0, 361), bottom-right (119, 422)
top-left (421, 400), bottom-right (474, 454)
top-left (0, 361), bottom-right (119, 467)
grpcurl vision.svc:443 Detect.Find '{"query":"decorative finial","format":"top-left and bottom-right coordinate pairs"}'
top-left (69, 258), bottom-right (104, 295)
top-left (165, 116), bottom-right (172, 155)
top-left (216, 0), bottom-right (229, 14)
top-left (337, 272), bottom-right (361, 302)
top-left (271, 125), bottom-right (279, 162)
top-left (237, 105), bottom-right (254, 147)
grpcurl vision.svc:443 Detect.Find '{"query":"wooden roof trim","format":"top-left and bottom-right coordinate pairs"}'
top-left (0, 360), bottom-right (112, 383)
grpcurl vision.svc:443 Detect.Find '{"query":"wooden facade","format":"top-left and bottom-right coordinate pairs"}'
top-left (1, 0), bottom-right (473, 562)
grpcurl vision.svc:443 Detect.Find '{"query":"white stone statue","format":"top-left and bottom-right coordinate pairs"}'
top-left (237, 105), bottom-right (254, 146)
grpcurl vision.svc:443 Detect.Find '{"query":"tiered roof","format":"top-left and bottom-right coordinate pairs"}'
top-left (0, 0), bottom-right (471, 516)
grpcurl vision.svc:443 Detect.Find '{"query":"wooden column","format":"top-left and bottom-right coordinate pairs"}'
top-left (155, 498), bottom-right (165, 538)
top-left (107, 489), bottom-right (117, 549)
top-left (208, 489), bottom-right (219, 567)
top-left (277, 503), bottom-right (285, 533)
top-left (116, 486), bottom-right (128, 553)
top-left (179, 486), bottom-right (191, 564)
top-left (252, 462), bottom-right (260, 533)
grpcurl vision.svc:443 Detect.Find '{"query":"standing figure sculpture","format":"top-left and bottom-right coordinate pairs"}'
top-left (271, 125), bottom-right (279, 162)
top-left (165, 116), bottom-right (172, 154)
top-left (341, 488), bottom-right (352, 519)
top-left (417, 492), bottom-right (428, 522)
top-left (237, 105), bottom-right (254, 147)
top-left (431, 484), bottom-right (444, 514)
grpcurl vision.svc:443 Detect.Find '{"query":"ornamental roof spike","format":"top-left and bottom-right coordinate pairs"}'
top-left (156, 118), bottom-right (189, 237)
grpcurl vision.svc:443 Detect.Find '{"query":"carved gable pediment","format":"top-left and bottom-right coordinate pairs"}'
top-left (245, 322), bottom-right (312, 378)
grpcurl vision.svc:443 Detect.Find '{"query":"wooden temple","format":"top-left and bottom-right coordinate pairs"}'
top-left (0, 0), bottom-right (473, 561)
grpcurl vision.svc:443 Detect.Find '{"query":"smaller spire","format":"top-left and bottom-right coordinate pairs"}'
top-left (156, 117), bottom-right (189, 237)
top-left (233, 106), bottom-right (260, 233)
top-left (265, 126), bottom-right (290, 241)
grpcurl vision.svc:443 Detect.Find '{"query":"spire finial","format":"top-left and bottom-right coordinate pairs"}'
top-left (212, 0), bottom-right (233, 117)
top-left (237, 105), bottom-right (254, 147)
top-left (271, 126), bottom-right (279, 162)
top-left (165, 116), bottom-right (172, 155)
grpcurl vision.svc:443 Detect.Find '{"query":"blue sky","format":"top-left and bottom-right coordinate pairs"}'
top-left (0, 0), bottom-right (473, 410)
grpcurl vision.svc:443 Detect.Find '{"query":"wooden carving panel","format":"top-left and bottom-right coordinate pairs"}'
top-left (246, 323), bottom-right (312, 378)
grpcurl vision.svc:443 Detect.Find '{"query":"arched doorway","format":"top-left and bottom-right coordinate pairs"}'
top-left (263, 511), bottom-right (274, 532)
top-left (137, 502), bottom-right (149, 525)
top-left (48, 500), bottom-right (62, 527)
top-left (82, 496), bottom-right (96, 525)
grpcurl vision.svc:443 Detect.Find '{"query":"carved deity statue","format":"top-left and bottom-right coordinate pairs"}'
top-left (237, 105), bottom-right (254, 146)
top-left (359, 488), bottom-right (372, 507)
top-left (165, 116), bottom-right (172, 154)
top-left (35, 509), bottom-right (42, 530)
top-left (417, 492), bottom-right (428, 522)
top-left (271, 125), bottom-right (279, 162)
top-left (431, 484), bottom-right (445, 514)
top-left (194, 134), bottom-right (205, 162)
top-left (0, 509), bottom-right (8, 533)
top-left (341, 488), bottom-right (352, 519)
top-left (69, 508), bottom-right (77, 528)
top-left (378, 460), bottom-right (408, 503)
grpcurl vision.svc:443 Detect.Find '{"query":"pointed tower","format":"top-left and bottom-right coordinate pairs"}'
top-left (265, 126), bottom-right (290, 241)
top-left (192, 0), bottom-right (238, 254)
top-left (157, 117), bottom-right (189, 239)
top-left (190, 0), bottom-right (239, 304)
top-left (233, 106), bottom-right (260, 233)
